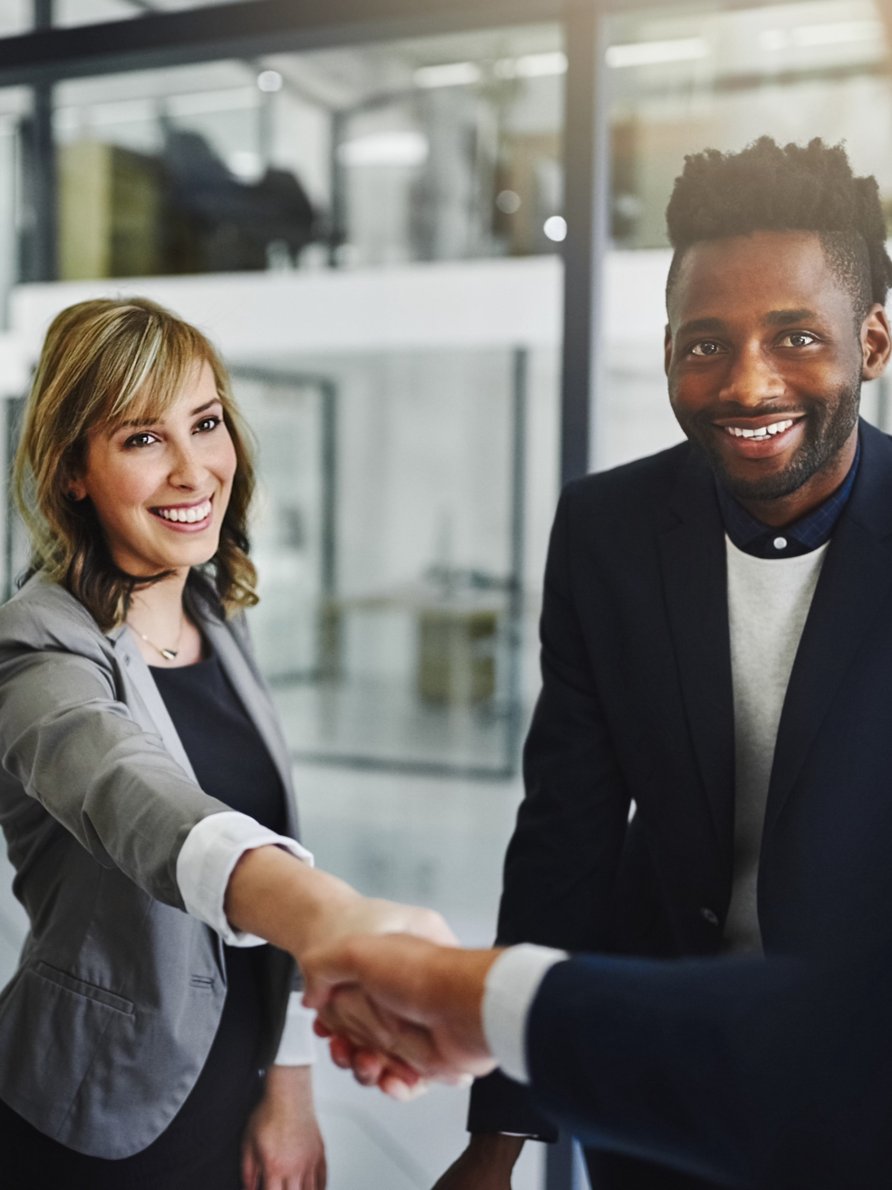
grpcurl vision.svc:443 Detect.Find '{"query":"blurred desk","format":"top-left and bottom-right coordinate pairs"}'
top-left (321, 581), bottom-right (507, 705)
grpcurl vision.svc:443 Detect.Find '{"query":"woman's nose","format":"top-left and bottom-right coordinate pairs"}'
top-left (168, 441), bottom-right (205, 487)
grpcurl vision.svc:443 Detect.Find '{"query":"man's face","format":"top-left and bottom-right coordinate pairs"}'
top-left (664, 229), bottom-right (890, 524)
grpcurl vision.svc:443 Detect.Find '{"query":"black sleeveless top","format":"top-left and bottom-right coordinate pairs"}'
top-left (147, 650), bottom-right (288, 1160)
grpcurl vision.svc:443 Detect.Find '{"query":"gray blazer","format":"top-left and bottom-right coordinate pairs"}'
top-left (0, 572), bottom-right (299, 1158)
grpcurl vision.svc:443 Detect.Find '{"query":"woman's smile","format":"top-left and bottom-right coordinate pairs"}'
top-left (151, 497), bottom-right (214, 527)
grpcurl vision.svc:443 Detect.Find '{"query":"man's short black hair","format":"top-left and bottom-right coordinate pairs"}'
top-left (665, 136), bottom-right (892, 322)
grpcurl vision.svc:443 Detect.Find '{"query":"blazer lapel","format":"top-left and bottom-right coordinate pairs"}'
top-left (110, 602), bottom-right (299, 840)
top-left (765, 420), bottom-right (892, 835)
top-left (658, 454), bottom-right (736, 862)
top-left (108, 625), bottom-right (197, 779)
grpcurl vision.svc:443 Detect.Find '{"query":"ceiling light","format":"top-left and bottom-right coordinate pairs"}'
top-left (544, 216), bottom-right (567, 242)
top-left (793, 19), bottom-right (882, 46)
top-left (761, 19), bottom-right (882, 51)
top-left (496, 190), bottom-right (522, 215)
top-left (257, 70), bottom-right (283, 93)
top-left (509, 51), bottom-right (568, 79)
top-left (414, 62), bottom-right (482, 88)
top-left (337, 131), bottom-right (429, 167)
top-left (606, 37), bottom-right (710, 68)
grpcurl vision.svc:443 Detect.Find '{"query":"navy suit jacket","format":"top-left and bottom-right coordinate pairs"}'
top-left (527, 949), bottom-right (892, 1188)
top-left (470, 419), bottom-right (892, 1185)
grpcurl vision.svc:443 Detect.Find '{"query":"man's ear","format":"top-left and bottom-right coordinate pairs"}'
top-left (861, 304), bottom-right (891, 380)
top-left (663, 324), bottom-right (673, 376)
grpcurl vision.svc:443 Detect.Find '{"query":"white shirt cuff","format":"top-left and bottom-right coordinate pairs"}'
top-left (273, 992), bottom-right (318, 1066)
top-left (176, 810), bottom-right (314, 946)
top-left (482, 944), bottom-right (568, 1084)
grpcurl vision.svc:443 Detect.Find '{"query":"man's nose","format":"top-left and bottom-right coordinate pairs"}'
top-left (717, 345), bottom-right (785, 406)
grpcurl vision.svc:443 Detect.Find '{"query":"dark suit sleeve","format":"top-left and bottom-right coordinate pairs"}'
top-left (469, 483), bottom-right (632, 1136)
top-left (526, 952), bottom-right (892, 1188)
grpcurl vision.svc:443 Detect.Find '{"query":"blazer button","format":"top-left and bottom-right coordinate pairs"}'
top-left (699, 907), bottom-right (720, 926)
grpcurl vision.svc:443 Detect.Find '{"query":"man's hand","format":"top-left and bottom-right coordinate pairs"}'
top-left (240, 1065), bottom-right (326, 1190)
top-left (302, 934), bottom-right (502, 1083)
top-left (432, 1134), bottom-right (526, 1189)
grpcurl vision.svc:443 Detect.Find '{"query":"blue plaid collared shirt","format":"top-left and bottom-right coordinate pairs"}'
top-left (715, 437), bottom-right (860, 558)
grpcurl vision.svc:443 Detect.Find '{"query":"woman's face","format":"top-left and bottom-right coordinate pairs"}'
top-left (70, 358), bottom-right (238, 577)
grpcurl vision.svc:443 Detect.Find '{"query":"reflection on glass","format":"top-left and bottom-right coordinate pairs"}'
top-left (50, 22), bottom-right (563, 279)
top-left (0, 0), bottom-right (32, 36)
top-left (608, 0), bottom-right (892, 249)
top-left (329, 29), bottom-right (564, 266)
top-left (10, 16), bottom-right (566, 780)
top-left (54, 59), bottom-right (322, 278)
top-left (54, 0), bottom-right (268, 24)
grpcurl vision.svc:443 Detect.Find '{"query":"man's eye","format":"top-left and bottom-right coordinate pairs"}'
top-left (780, 332), bottom-right (816, 347)
top-left (690, 341), bottom-right (723, 357)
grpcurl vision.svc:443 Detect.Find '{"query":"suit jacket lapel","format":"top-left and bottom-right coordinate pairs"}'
top-left (658, 452), bottom-right (736, 863)
top-left (766, 420), bottom-right (892, 835)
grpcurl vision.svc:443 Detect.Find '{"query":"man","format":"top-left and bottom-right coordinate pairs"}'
top-left (438, 136), bottom-right (892, 1188)
top-left (301, 932), bottom-right (892, 1189)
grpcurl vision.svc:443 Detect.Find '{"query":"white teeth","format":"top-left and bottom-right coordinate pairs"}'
top-left (155, 500), bottom-right (211, 524)
top-left (725, 419), bottom-right (794, 440)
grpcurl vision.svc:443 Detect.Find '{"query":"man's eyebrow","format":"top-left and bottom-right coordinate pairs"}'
top-left (675, 317), bottom-right (725, 338)
top-left (764, 308), bottom-right (819, 326)
top-left (116, 398), bottom-right (220, 429)
top-left (674, 309), bottom-right (821, 339)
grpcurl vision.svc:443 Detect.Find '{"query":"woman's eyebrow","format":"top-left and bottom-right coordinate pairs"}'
top-left (116, 399), bottom-right (220, 430)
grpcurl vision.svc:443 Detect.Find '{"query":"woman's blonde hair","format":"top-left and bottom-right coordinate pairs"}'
top-left (13, 296), bottom-right (258, 628)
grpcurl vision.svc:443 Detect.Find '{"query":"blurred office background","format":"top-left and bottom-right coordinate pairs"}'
top-left (0, 2), bottom-right (889, 1187)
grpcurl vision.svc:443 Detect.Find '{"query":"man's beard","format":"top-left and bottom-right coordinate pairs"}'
top-left (678, 377), bottom-right (861, 505)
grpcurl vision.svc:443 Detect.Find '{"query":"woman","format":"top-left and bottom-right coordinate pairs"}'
top-left (0, 297), bottom-right (447, 1189)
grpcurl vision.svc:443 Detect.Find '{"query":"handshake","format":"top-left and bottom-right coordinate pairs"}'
top-left (295, 903), bottom-right (892, 1190)
top-left (301, 932), bottom-right (507, 1097)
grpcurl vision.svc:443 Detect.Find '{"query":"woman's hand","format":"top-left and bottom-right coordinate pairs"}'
top-left (224, 846), bottom-right (457, 962)
top-left (241, 1065), bottom-right (326, 1190)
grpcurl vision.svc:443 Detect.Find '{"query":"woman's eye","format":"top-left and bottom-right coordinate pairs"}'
top-left (194, 415), bottom-right (221, 433)
top-left (690, 340), bottom-right (723, 357)
top-left (124, 432), bottom-right (157, 449)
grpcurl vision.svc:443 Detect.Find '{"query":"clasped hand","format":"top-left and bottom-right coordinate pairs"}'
top-left (302, 934), bottom-right (501, 1097)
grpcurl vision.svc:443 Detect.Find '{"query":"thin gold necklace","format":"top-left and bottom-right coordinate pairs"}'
top-left (128, 615), bottom-right (185, 662)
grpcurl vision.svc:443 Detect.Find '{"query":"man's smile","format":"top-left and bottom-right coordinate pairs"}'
top-left (723, 418), bottom-right (795, 440)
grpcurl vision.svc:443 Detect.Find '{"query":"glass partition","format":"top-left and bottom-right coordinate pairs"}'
top-left (237, 343), bottom-right (559, 776)
top-left (0, 0), bottom-right (31, 36)
top-left (50, 22), bottom-right (563, 280)
top-left (8, 14), bottom-right (566, 781)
